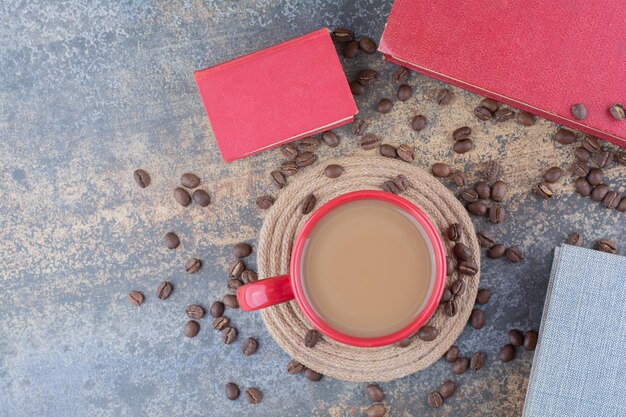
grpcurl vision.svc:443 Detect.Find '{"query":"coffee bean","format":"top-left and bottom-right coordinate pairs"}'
top-left (395, 337), bottom-right (411, 347)
top-left (475, 289), bottom-right (491, 305)
top-left (508, 329), bottom-right (524, 347)
top-left (451, 279), bottom-right (466, 296)
top-left (212, 316), bottom-right (230, 330)
top-left (491, 181), bottom-right (508, 202)
top-left (575, 177), bottom-right (592, 196)
top-left (180, 173), bottom-right (200, 189)
top-left (227, 278), bottom-right (243, 291)
top-left (350, 81), bottom-right (365, 95)
top-left (223, 294), bottom-right (239, 309)
top-left (470, 309), bottom-right (485, 329)
top-left (524, 330), bottom-right (538, 351)
top-left (376, 98), bottom-right (393, 113)
top-left (483, 161), bottom-right (501, 181)
top-left (295, 151), bottom-right (317, 168)
top-left (505, 246), bottom-right (523, 262)
top-left (603, 191), bottom-right (620, 209)
top-left (321, 130), bottom-right (340, 148)
top-left (582, 135), bottom-right (600, 153)
top-left (575, 147), bottom-right (592, 162)
top-left (397, 84), bottom-right (413, 101)
top-left (452, 126), bottom-right (471, 141)
top-left (565, 232), bottom-right (583, 246)
top-left (452, 357), bottom-right (469, 374)
top-left (615, 151), bottom-right (626, 166)
top-left (440, 380), bottom-right (456, 399)
top-left (225, 382), bottom-right (240, 400)
top-left (221, 326), bottom-right (238, 344)
top-left (432, 163), bottom-right (452, 178)
top-left (593, 150), bottom-right (613, 168)
top-left (298, 137), bottom-right (320, 153)
top-left (474, 181), bottom-right (490, 199)
top-left (324, 164), bottom-right (344, 178)
top-left (174, 187), bottom-right (192, 207)
top-left (427, 392), bottom-right (443, 408)
top-left (610, 103), bottom-right (625, 120)
top-left (617, 197), bottom-right (626, 213)
top-left (536, 182), bottom-right (554, 199)
top-left (488, 243), bottom-right (506, 259)
top-left (544, 167), bottom-right (563, 183)
top-left (133, 169), bottom-right (150, 188)
top-left (459, 260), bottom-right (478, 276)
top-left (571, 103), bottom-right (587, 120)
top-left (450, 171), bottom-right (467, 187)
top-left (232, 242), bottom-right (252, 258)
top-left (571, 161), bottom-right (590, 177)
top-left (516, 111), bottom-right (535, 126)
top-left (461, 188), bottom-right (479, 203)
top-left (279, 160), bottom-right (298, 176)
top-left (366, 404), bottom-right (386, 417)
top-left (287, 359), bottom-right (304, 374)
top-left (358, 37), bottom-right (377, 53)
top-left (480, 98), bottom-right (499, 112)
top-left (366, 384), bottom-right (385, 402)
top-left (453, 243), bottom-right (472, 262)
top-left (495, 108), bottom-right (515, 122)
top-left (440, 287), bottom-right (453, 304)
top-left (379, 144), bottom-right (398, 158)
top-left (186, 304), bottom-right (205, 320)
top-left (164, 232), bottom-right (180, 249)
top-left (128, 291), bottom-right (144, 306)
top-left (331, 28), bottom-right (354, 43)
top-left (453, 139), bottom-right (474, 153)
top-left (397, 144), bottom-right (415, 162)
top-left (499, 344), bottom-right (516, 362)
top-left (156, 281), bottom-right (173, 300)
top-left (446, 256), bottom-right (455, 276)
top-left (271, 170), bottom-right (287, 189)
top-left (444, 346), bottom-right (459, 363)
top-left (352, 118), bottom-right (369, 135)
top-left (444, 300), bottom-right (458, 317)
top-left (470, 352), bottom-right (486, 371)
top-left (394, 174), bottom-right (411, 191)
top-left (417, 325), bottom-right (438, 341)
top-left (302, 193), bottom-right (317, 214)
top-left (342, 40), bottom-right (359, 58)
top-left (596, 239), bottom-right (617, 254)
top-left (245, 387), bottom-right (262, 404)
top-left (304, 329), bottom-right (321, 348)
top-left (360, 134), bottom-right (380, 150)
top-left (256, 195), bottom-right (274, 209)
top-left (192, 189), bottom-right (211, 207)
top-left (489, 204), bottom-right (505, 224)
top-left (554, 128), bottom-right (576, 145)
top-left (411, 114), bottom-right (427, 131)
top-left (242, 337), bottom-right (258, 356)
top-left (184, 320), bottom-right (200, 337)
top-left (391, 66), bottom-right (410, 83)
top-left (590, 184), bottom-right (609, 202)
top-left (447, 223), bottom-right (462, 241)
top-left (280, 143), bottom-right (299, 159)
top-left (467, 201), bottom-right (488, 216)
top-left (435, 88), bottom-right (453, 105)
top-left (185, 258), bottom-right (202, 274)
top-left (358, 69), bottom-right (379, 86)
top-left (477, 230), bottom-right (496, 248)
top-left (209, 301), bottom-right (224, 318)
top-left (228, 260), bottom-right (245, 278)
top-left (382, 180), bottom-right (400, 194)
top-left (304, 369), bottom-right (323, 382)
top-left (241, 270), bottom-right (258, 284)
top-left (474, 106), bottom-right (493, 121)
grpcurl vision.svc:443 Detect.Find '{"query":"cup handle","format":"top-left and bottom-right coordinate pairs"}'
top-left (237, 274), bottom-right (294, 311)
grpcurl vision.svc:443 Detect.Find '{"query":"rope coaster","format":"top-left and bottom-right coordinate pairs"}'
top-left (258, 156), bottom-right (480, 382)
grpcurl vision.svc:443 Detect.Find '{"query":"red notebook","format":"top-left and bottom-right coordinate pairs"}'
top-left (195, 28), bottom-right (357, 162)
top-left (379, 0), bottom-right (626, 147)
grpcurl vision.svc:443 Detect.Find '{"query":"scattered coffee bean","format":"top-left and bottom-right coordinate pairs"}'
top-left (571, 103), bottom-right (587, 120)
top-left (376, 98), bottom-right (393, 113)
top-left (396, 144), bottom-right (415, 162)
top-left (432, 162), bottom-right (452, 178)
top-left (596, 239), bottom-right (617, 254)
top-left (536, 182), bottom-right (554, 199)
top-left (489, 204), bottom-right (505, 223)
top-left (304, 368), bottom-right (323, 382)
top-left (323, 164), bottom-right (344, 179)
top-left (352, 118), bottom-right (369, 135)
top-left (301, 194), bottom-right (317, 215)
top-left (212, 316), bottom-right (230, 330)
top-left (392, 66), bottom-right (410, 83)
top-left (470, 309), bottom-right (485, 329)
top-left (447, 223), bottom-right (462, 241)
top-left (411, 114), bottom-right (427, 131)
top-left (382, 180), bottom-right (400, 194)
top-left (508, 329), bottom-right (523, 347)
top-left (474, 181), bottom-right (490, 199)
top-left (452, 357), bottom-right (469, 374)
top-left (476, 288), bottom-right (491, 305)
top-left (603, 191), bottom-right (620, 209)
top-left (453, 243), bottom-right (472, 262)
top-left (366, 384), bottom-right (385, 402)
top-left (358, 37), bottom-right (377, 53)
top-left (575, 147), bottom-right (592, 162)
top-left (133, 169), bottom-right (150, 188)
top-left (225, 383), bottom-right (240, 401)
top-left (241, 270), bottom-right (258, 284)
top-left (427, 391), bottom-right (444, 409)
top-left (495, 108), bottom-right (515, 122)
top-left (586, 168), bottom-right (604, 185)
top-left (483, 161), bottom-right (501, 181)
top-left (582, 135), bottom-right (600, 153)
top-left (453, 139), bottom-right (474, 153)
top-left (477, 230), bottom-right (496, 248)
top-left (186, 304), bottom-right (206, 320)
top-left (242, 337), bottom-right (258, 356)
top-left (304, 329), bottom-right (321, 348)
top-left (444, 346), bottom-right (459, 363)
top-left (474, 106), bottom-right (492, 121)
top-left (397, 84), bottom-right (413, 101)
top-left (417, 325), bottom-right (439, 341)
top-left (227, 278), bottom-right (243, 291)
top-left (379, 144), bottom-right (398, 158)
top-left (271, 170), bottom-right (287, 189)
top-left (440, 380), bottom-right (456, 399)
top-left (342, 40), bottom-right (359, 58)
top-left (209, 301), bottom-right (224, 318)
top-left (610, 103), bottom-right (625, 120)
top-left (451, 279), bottom-right (466, 296)
top-left (245, 387), bottom-right (262, 404)
top-left (488, 243), bottom-right (506, 259)
top-left (192, 189), bottom-right (211, 207)
top-left (295, 151), bottom-right (317, 168)
top-left (331, 28), bottom-right (354, 43)
top-left (480, 98), bottom-right (499, 112)
top-left (173, 187), bottom-right (192, 207)
top-left (617, 197), bottom-right (626, 212)
top-left (280, 143), bottom-right (299, 159)
top-left (232, 242), bottom-right (252, 258)
top-left (223, 294), bottom-right (239, 309)
top-left (459, 260), bottom-right (478, 276)
top-left (184, 320), bottom-right (200, 338)
top-left (593, 150), bottom-right (613, 168)
top-left (164, 232), bottom-right (180, 249)
top-left (366, 404), bottom-right (386, 417)
top-left (360, 134), bottom-right (380, 150)
top-left (256, 195), bottom-right (274, 209)
top-left (298, 137), bottom-right (320, 153)
top-left (491, 181), bottom-right (508, 202)
top-left (287, 359), bottom-right (304, 374)
top-left (221, 326), bottom-right (238, 344)
top-left (470, 352), bottom-right (485, 371)
top-left (461, 188), bottom-right (479, 203)
top-left (450, 171), bottom-right (467, 187)
top-left (358, 69), bottom-right (378, 86)
top-left (516, 111), bottom-right (535, 126)
top-left (228, 260), bottom-right (245, 278)
top-left (499, 344), bottom-right (516, 362)
top-left (321, 130), bottom-right (340, 148)
top-left (446, 256), bottom-right (455, 276)
top-left (444, 300), bottom-right (458, 317)
top-left (565, 232), bottom-right (583, 246)
top-left (395, 337), bottom-right (411, 348)
top-left (615, 151), bottom-right (626, 166)
top-left (467, 201), bottom-right (488, 216)
top-left (453, 126), bottom-right (471, 141)
top-left (128, 291), bottom-right (144, 306)
top-left (350, 81), bottom-right (365, 95)
top-left (440, 287), bottom-right (453, 304)
top-left (280, 160), bottom-right (298, 176)
top-left (395, 175), bottom-right (411, 192)
top-left (571, 161), bottom-right (590, 177)
top-left (543, 167), bottom-right (563, 183)
top-left (574, 177), bottom-right (592, 196)
top-left (524, 330), bottom-right (538, 351)
top-left (156, 281), bottom-right (173, 300)
top-left (180, 173), bottom-right (200, 189)
top-left (185, 258), bottom-right (202, 274)
top-left (435, 88), bottom-right (453, 105)
top-left (554, 128), bottom-right (576, 145)
top-left (505, 246), bottom-right (523, 262)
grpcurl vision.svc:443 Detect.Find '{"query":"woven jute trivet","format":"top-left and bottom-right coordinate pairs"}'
top-left (258, 156), bottom-right (480, 382)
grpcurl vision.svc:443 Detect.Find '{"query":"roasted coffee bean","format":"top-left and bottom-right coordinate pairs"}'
top-left (209, 301), bottom-right (224, 318)
top-left (536, 182), bottom-right (554, 199)
top-left (180, 173), bottom-right (200, 189)
top-left (232, 242), bottom-right (252, 258)
top-left (395, 337), bottom-right (411, 348)
top-left (575, 147), bottom-right (592, 162)
top-left (461, 188), bottom-right (479, 203)
top-left (590, 184), bottom-right (609, 202)
top-left (586, 168), bottom-right (603, 185)
top-left (470, 309), bottom-right (485, 329)
top-left (192, 189), bottom-right (211, 207)
top-left (453, 139), bottom-right (474, 153)
top-left (444, 346), bottom-right (459, 363)
top-left (394, 174), bottom-right (411, 191)
top-left (509, 329), bottom-right (524, 347)
top-left (489, 204), bottom-right (505, 224)
top-left (397, 84), bottom-right (413, 101)
top-left (516, 111), bottom-right (535, 126)
top-left (417, 325), bottom-right (439, 341)
top-left (174, 187), bottom-right (192, 207)
top-left (495, 108), bottom-right (515, 122)
top-left (499, 344), bottom-right (516, 362)
top-left (342, 40), bottom-right (359, 58)
top-left (427, 392), bottom-right (444, 409)
top-left (245, 387), bottom-right (262, 404)
top-left (164, 232), bottom-right (180, 249)
top-left (280, 143), bottom-right (299, 159)
top-left (476, 288), bottom-right (491, 305)
top-left (480, 98), bottom-right (499, 112)
top-left (565, 232), bottom-right (583, 246)
top-left (411, 114), bottom-right (427, 131)
top-left (366, 404), bottom-right (386, 417)
top-left (582, 135), bottom-right (601, 153)
top-left (452, 126), bottom-right (471, 141)
top-left (360, 134), bottom-right (380, 150)
top-left (227, 279), bottom-right (243, 291)
top-left (382, 180), bottom-right (400, 194)
top-left (488, 243), bottom-right (506, 259)
top-left (593, 150), bottom-right (613, 168)
top-left (617, 197), bottom-right (626, 212)
top-left (379, 144), bottom-right (398, 158)
top-left (321, 130), bottom-right (340, 147)
top-left (358, 37), bottom-right (377, 53)
top-left (615, 151), bottom-right (626, 166)
top-left (571, 103), bottom-right (587, 120)
top-left (376, 98), bottom-right (393, 113)
top-left (212, 316), bottom-right (230, 330)
top-left (366, 384), bottom-right (385, 402)
top-left (453, 243), bottom-right (472, 262)
top-left (295, 151), bottom-right (317, 168)
top-left (287, 359), bottom-right (304, 374)
top-left (298, 137), bottom-right (320, 152)
top-left (483, 160), bottom-right (501, 181)
top-left (572, 161), bottom-right (590, 177)
top-left (544, 167), bottom-right (564, 183)
top-left (279, 160), bottom-right (298, 176)
top-left (350, 81), bottom-right (365, 95)
top-left (185, 258), bottom-right (202, 274)
top-left (186, 304), bottom-right (206, 320)
top-left (459, 260), bottom-right (478, 276)
top-left (474, 106), bottom-right (492, 121)
top-left (301, 193), bottom-right (317, 214)
top-left (156, 281), bottom-right (173, 300)
top-left (596, 239), bottom-right (617, 254)
top-left (603, 191), bottom-right (620, 209)
top-left (184, 320), bottom-right (200, 337)
top-left (223, 294), bottom-right (239, 309)
top-left (271, 170), bottom-right (287, 189)
top-left (477, 230), bottom-right (496, 248)
top-left (451, 171), bottom-right (467, 187)
top-left (397, 144), bottom-right (415, 162)
top-left (242, 337), bottom-right (258, 356)
top-left (440, 380), bottom-right (456, 399)
top-left (575, 177), bottom-right (592, 196)
top-left (241, 270), bottom-right (258, 284)
top-left (610, 103), bottom-right (626, 120)
top-left (474, 181), bottom-right (491, 199)
top-left (128, 291), bottom-right (144, 306)
top-left (324, 164), bottom-right (344, 178)
top-left (221, 326), bottom-right (238, 344)
top-left (133, 169), bottom-right (150, 188)
top-left (453, 357), bottom-right (469, 374)
top-left (524, 330), bottom-right (538, 351)
top-left (331, 27), bottom-right (354, 43)
top-left (256, 195), bottom-right (274, 209)
top-left (505, 246), bottom-right (524, 262)
top-left (435, 88), bottom-right (453, 105)
top-left (304, 329), bottom-right (321, 348)
top-left (352, 118), bottom-right (369, 135)
top-left (432, 162), bottom-right (452, 178)
top-left (470, 352), bottom-right (485, 371)
top-left (304, 369), bottom-right (323, 382)
top-left (467, 201), bottom-right (488, 216)
top-left (358, 69), bottom-right (379, 86)
top-left (447, 223), bottom-right (462, 241)
top-left (225, 383), bottom-right (240, 400)
top-left (554, 128), bottom-right (576, 145)
top-left (444, 300), bottom-right (458, 317)
top-left (451, 279), bottom-right (466, 296)
top-left (446, 256), bottom-right (455, 276)
top-left (229, 260), bottom-right (245, 278)
top-left (392, 66), bottom-right (410, 84)
top-left (491, 181), bottom-right (508, 202)
top-left (440, 287), bottom-right (453, 304)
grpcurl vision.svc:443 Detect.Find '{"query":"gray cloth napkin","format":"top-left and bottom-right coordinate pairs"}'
top-left (522, 245), bottom-right (626, 417)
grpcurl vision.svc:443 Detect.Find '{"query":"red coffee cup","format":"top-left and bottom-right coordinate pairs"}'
top-left (237, 190), bottom-right (446, 347)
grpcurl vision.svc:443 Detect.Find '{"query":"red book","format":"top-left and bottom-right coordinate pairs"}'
top-left (379, 0), bottom-right (626, 147)
top-left (195, 28), bottom-right (357, 162)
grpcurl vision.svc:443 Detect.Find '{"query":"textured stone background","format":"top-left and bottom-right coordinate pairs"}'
top-left (0, 1), bottom-right (624, 416)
